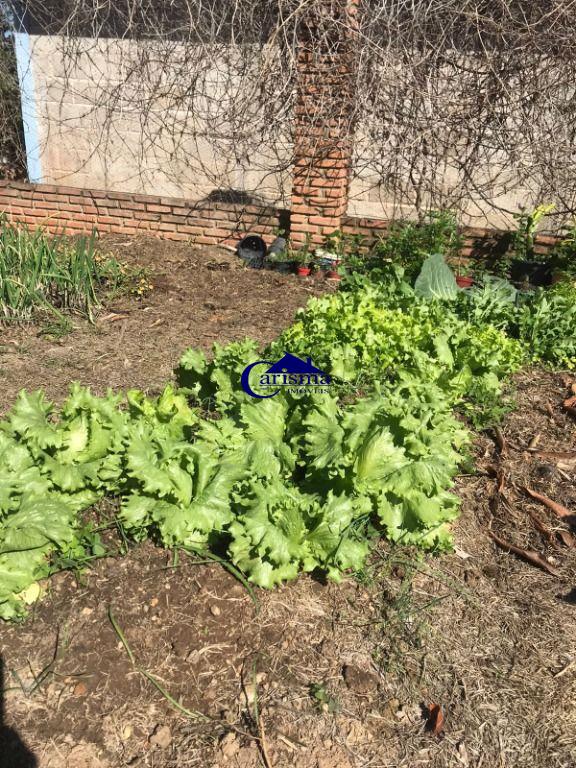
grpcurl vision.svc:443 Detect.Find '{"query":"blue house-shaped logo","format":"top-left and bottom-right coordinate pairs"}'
top-left (265, 354), bottom-right (324, 375)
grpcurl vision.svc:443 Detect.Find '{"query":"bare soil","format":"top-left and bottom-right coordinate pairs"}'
top-left (0, 236), bottom-right (328, 413)
top-left (1, 238), bottom-right (575, 768)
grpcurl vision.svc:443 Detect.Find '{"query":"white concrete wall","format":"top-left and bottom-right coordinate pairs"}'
top-left (27, 34), bottom-right (537, 228)
top-left (28, 35), bottom-right (292, 205)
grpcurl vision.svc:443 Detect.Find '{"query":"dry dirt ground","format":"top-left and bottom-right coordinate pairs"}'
top-left (1, 238), bottom-right (575, 768)
top-left (0, 236), bottom-right (328, 412)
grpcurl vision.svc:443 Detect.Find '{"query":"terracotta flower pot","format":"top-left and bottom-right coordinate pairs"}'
top-left (456, 275), bottom-right (474, 288)
top-left (296, 266), bottom-right (311, 276)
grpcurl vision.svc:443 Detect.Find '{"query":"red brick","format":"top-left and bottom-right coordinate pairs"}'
top-left (211, 227), bottom-right (235, 238)
top-left (109, 225), bottom-right (138, 235)
top-left (119, 201), bottom-right (146, 212)
top-left (48, 184), bottom-right (85, 195)
top-left (105, 191), bottom-right (137, 202)
top-left (159, 232), bottom-right (191, 242)
top-left (155, 214), bottom-right (189, 225)
top-left (132, 193), bottom-right (161, 205)
top-left (0, 187), bottom-right (35, 199)
top-left (161, 196), bottom-right (190, 208)
top-left (309, 215), bottom-right (341, 227)
top-left (175, 225), bottom-right (205, 235)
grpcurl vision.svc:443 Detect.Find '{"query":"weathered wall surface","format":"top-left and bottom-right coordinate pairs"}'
top-left (24, 34), bottom-right (534, 230)
top-left (27, 35), bottom-right (292, 206)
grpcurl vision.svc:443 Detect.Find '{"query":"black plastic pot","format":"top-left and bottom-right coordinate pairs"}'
top-left (237, 234), bottom-right (267, 268)
top-left (510, 259), bottom-right (553, 287)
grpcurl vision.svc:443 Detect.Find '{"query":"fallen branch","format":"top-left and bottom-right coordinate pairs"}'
top-left (526, 509), bottom-right (557, 547)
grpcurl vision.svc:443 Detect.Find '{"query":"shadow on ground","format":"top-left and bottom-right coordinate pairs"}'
top-left (0, 657), bottom-right (37, 768)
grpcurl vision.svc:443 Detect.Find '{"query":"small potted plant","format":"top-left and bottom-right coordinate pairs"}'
top-left (455, 261), bottom-right (475, 288)
top-left (293, 234), bottom-right (313, 276)
top-left (509, 204), bottom-right (555, 286)
top-left (315, 229), bottom-right (345, 279)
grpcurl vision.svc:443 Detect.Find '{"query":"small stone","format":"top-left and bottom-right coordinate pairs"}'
top-left (45, 683), bottom-right (57, 700)
top-left (219, 732), bottom-right (240, 759)
top-left (80, 607), bottom-right (94, 617)
top-left (482, 564), bottom-right (499, 579)
top-left (73, 682), bottom-right (88, 696)
top-left (210, 605), bottom-right (221, 617)
top-left (150, 724), bottom-right (172, 749)
top-left (150, 597), bottom-right (159, 608)
top-left (122, 724), bottom-right (133, 741)
top-left (204, 686), bottom-right (217, 702)
top-left (219, 708), bottom-right (235, 723)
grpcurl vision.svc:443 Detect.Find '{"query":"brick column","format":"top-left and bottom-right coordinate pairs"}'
top-left (290, 0), bottom-right (359, 246)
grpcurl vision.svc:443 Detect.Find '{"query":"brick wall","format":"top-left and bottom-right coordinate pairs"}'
top-left (341, 215), bottom-right (560, 261)
top-left (0, 181), bottom-right (288, 246)
top-left (290, 0), bottom-right (359, 245)
top-left (0, 181), bottom-right (561, 260)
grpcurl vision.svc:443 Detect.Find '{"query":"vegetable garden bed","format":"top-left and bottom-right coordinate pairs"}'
top-left (1, 235), bottom-right (575, 768)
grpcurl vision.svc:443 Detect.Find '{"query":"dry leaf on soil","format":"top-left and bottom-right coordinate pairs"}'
top-left (528, 434), bottom-right (542, 450)
top-left (426, 703), bottom-right (445, 736)
top-left (557, 530), bottom-right (576, 548)
top-left (493, 427), bottom-right (507, 455)
top-left (524, 487), bottom-right (573, 519)
top-left (527, 510), bottom-right (557, 546)
top-left (489, 532), bottom-right (560, 577)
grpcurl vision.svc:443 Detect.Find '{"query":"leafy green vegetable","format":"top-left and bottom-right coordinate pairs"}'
top-left (517, 283), bottom-right (576, 369)
top-left (2, 229), bottom-right (575, 621)
top-left (269, 284), bottom-right (523, 411)
top-left (414, 253), bottom-right (459, 300)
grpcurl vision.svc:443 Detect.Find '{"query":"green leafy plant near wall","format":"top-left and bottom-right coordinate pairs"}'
top-left (370, 210), bottom-right (463, 281)
top-left (0, 370), bottom-right (471, 619)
